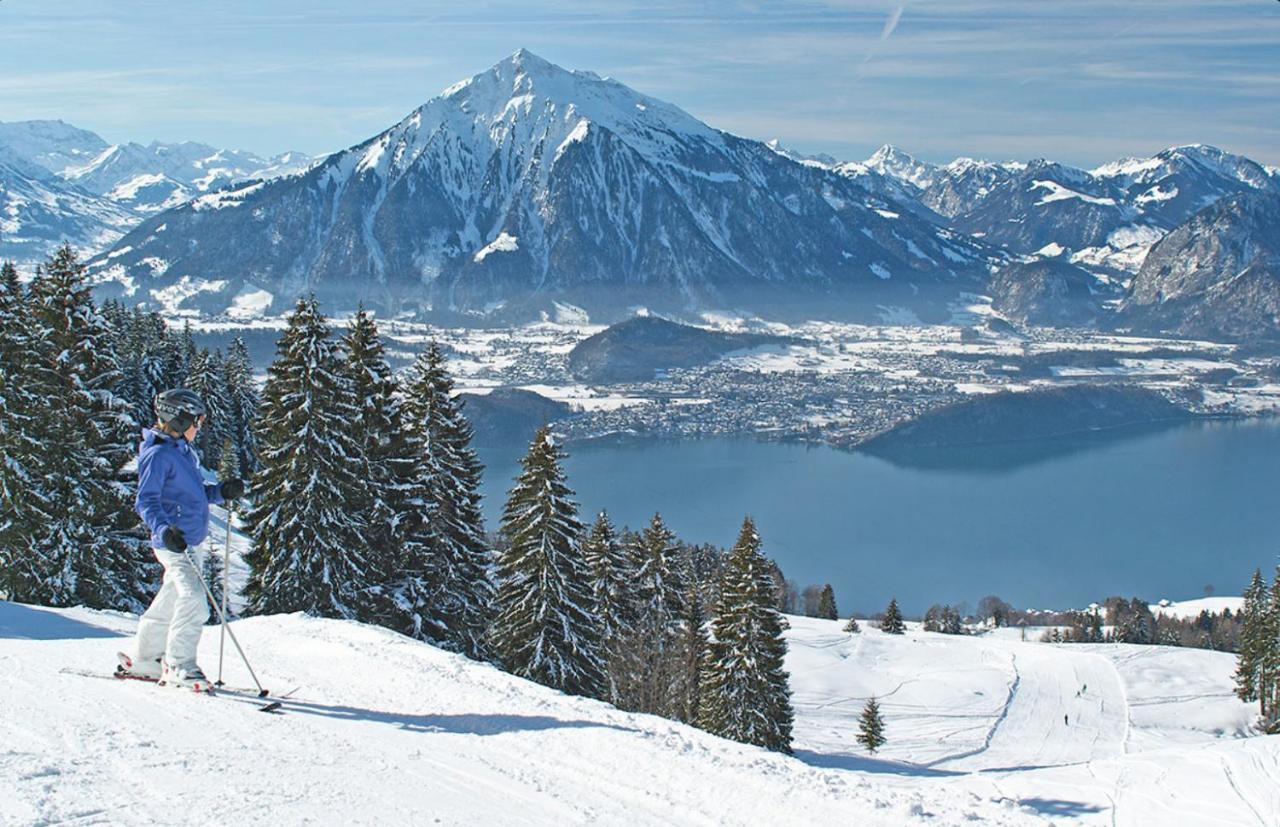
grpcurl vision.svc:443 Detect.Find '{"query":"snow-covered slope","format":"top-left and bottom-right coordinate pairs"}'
top-left (0, 161), bottom-right (139, 266)
top-left (0, 602), bottom-right (1039, 826)
top-left (787, 616), bottom-right (1279, 825)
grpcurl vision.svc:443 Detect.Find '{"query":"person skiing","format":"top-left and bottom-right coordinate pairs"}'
top-left (123, 389), bottom-right (248, 689)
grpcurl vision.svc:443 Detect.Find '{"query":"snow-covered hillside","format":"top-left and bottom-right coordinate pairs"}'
top-left (2, 602), bottom-right (1041, 826)
top-left (787, 615), bottom-right (1278, 825)
top-left (4, 525), bottom-right (1276, 827)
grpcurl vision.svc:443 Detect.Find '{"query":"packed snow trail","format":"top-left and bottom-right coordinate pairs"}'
top-left (0, 603), bottom-right (1039, 826)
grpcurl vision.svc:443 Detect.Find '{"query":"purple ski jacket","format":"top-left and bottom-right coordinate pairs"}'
top-left (135, 427), bottom-right (223, 549)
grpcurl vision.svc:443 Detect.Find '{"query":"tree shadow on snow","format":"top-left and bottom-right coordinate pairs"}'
top-left (792, 748), bottom-right (965, 778)
top-left (268, 697), bottom-right (644, 738)
top-left (1016, 798), bottom-right (1107, 817)
top-left (0, 601), bottom-right (126, 640)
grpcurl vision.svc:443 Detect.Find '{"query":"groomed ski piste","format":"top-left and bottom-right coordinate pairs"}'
top-left (3, 511), bottom-right (1277, 824)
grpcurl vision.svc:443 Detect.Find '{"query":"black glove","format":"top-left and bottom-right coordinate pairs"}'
top-left (162, 526), bottom-right (188, 553)
top-left (219, 478), bottom-right (248, 500)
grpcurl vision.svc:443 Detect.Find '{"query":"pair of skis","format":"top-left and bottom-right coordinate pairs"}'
top-left (60, 652), bottom-right (286, 714)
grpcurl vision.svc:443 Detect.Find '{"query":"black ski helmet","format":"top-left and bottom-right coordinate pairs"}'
top-left (154, 388), bottom-right (207, 433)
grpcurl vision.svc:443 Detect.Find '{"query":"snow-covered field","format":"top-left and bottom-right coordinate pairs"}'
top-left (3, 602), bottom-right (1276, 825)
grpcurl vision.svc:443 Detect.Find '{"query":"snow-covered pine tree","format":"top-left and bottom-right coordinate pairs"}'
top-left (202, 549), bottom-right (227, 625)
top-left (0, 261), bottom-right (38, 598)
top-left (857, 696), bottom-right (886, 753)
top-left (817, 584), bottom-right (838, 620)
top-left (492, 426), bottom-right (603, 697)
top-left (672, 581), bottom-right (709, 724)
top-left (339, 308), bottom-right (402, 584)
top-left (186, 348), bottom-right (231, 472)
top-left (1263, 568), bottom-right (1280, 730)
top-left (242, 297), bottom-right (375, 619)
top-left (844, 616), bottom-right (861, 633)
top-left (581, 509), bottom-right (634, 703)
top-left (223, 336), bottom-right (260, 474)
top-left (882, 598), bottom-right (906, 634)
top-left (1235, 569), bottom-right (1269, 715)
top-left (399, 340), bottom-right (496, 659)
top-left (16, 246), bottom-right (155, 611)
top-left (697, 516), bottom-right (794, 754)
top-left (614, 512), bottom-right (689, 715)
top-left (162, 320), bottom-right (197, 392)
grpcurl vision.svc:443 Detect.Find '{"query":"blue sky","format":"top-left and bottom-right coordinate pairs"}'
top-left (1, 0), bottom-right (1277, 167)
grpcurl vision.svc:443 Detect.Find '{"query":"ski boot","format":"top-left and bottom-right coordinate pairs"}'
top-left (116, 652), bottom-right (162, 681)
top-left (160, 661), bottom-right (214, 693)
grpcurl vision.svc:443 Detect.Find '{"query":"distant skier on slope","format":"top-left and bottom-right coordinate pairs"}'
top-left (122, 389), bottom-right (247, 689)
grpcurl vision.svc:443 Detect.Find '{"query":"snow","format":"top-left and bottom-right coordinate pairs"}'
top-left (1029, 180), bottom-right (1117, 207)
top-left (225, 286), bottom-right (274, 320)
top-left (870, 262), bottom-right (892, 280)
top-left (1148, 596), bottom-right (1245, 620)
top-left (553, 119), bottom-right (590, 161)
top-left (785, 616), bottom-right (1279, 825)
top-left (150, 276), bottom-right (228, 316)
top-left (0, 603), bottom-right (1040, 826)
top-left (8, 598), bottom-right (1277, 825)
top-left (1034, 242), bottom-right (1067, 257)
top-left (473, 232), bottom-right (519, 263)
top-left (190, 181), bottom-right (264, 211)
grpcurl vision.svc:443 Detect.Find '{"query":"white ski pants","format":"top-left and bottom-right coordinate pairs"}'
top-left (134, 546), bottom-right (209, 669)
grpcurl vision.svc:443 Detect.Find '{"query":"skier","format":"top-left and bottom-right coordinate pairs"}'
top-left (123, 389), bottom-right (247, 689)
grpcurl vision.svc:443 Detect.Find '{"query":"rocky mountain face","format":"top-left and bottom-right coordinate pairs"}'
top-left (86, 50), bottom-right (990, 322)
top-left (1124, 192), bottom-right (1280, 342)
top-left (988, 258), bottom-right (1108, 328)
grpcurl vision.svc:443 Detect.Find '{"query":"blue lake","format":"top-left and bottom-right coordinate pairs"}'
top-left (478, 418), bottom-right (1280, 615)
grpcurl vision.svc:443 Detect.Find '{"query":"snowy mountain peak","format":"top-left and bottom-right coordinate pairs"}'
top-left (864, 144), bottom-right (937, 190)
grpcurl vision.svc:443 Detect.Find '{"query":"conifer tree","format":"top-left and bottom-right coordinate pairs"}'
top-left (399, 340), bottom-right (495, 658)
top-left (0, 261), bottom-right (37, 597)
top-left (857, 696), bottom-right (887, 753)
top-left (582, 510), bottom-right (633, 703)
top-left (844, 616), bottom-right (861, 633)
top-left (187, 348), bottom-right (230, 471)
top-left (15, 246), bottom-right (155, 610)
top-left (223, 336), bottom-right (260, 474)
top-left (163, 320), bottom-right (197, 391)
top-left (1263, 568), bottom-right (1280, 729)
top-left (615, 512), bottom-right (688, 714)
top-left (817, 584), bottom-right (838, 620)
top-left (1235, 568), bottom-right (1270, 714)
top-left (697, 516), bottom-right (794, 754)
top-left (492, 426), bottom-right (602, 697)
top-left (242, 297), bottom-right (374, 618)
top-left (882, 598), bottom-right (906, 634)
top-left (672, 581), bottom-right (709, 724)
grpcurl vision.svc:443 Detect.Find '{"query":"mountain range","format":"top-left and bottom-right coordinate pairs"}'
top-left (0, 119), bottom-right (310, 265)
top-left (3, 50), bottom-right (1278, 340)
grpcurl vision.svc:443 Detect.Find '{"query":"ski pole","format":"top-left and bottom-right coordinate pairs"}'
top-left (217, 500), bottom-right (233, 687)
top-left (183, 544), bottom-right (269, 697)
